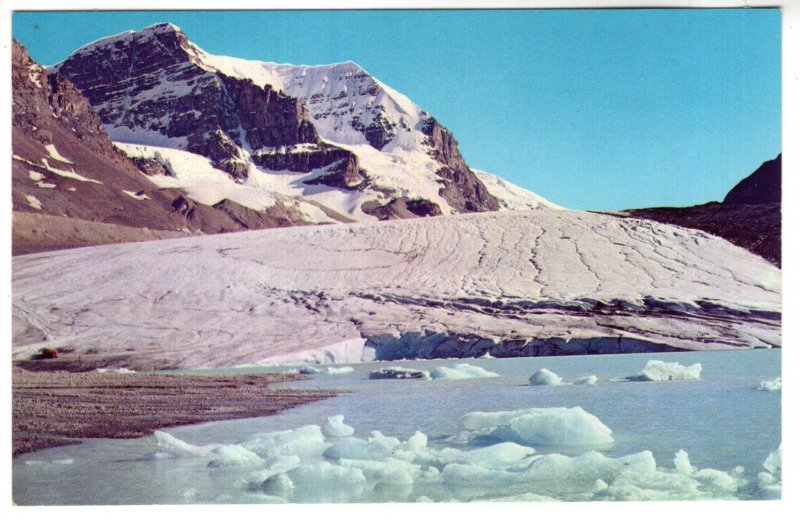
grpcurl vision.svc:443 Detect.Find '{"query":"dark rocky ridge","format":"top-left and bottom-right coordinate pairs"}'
top-left (54, 23), bottom-right (359, 186)
top-left (616, 155), bottom-right (781, 267)
top-left (724, 154), bottom-right (781, 205)
top-left (420, 117), bottom-right (500, 212)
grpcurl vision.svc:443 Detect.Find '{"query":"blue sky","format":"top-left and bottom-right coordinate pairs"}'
top-left (12, 9), bottom-right (781, 210)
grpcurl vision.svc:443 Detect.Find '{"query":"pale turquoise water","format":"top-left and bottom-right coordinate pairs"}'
top-left (12, 349), bottom-right (780, 504)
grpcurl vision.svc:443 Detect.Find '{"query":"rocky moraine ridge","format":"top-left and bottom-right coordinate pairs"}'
top-left (53, 23), bottom-right (501, 217)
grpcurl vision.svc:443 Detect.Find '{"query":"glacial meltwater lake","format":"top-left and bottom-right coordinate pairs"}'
top-left (13, 349), bottom-right (781, 505)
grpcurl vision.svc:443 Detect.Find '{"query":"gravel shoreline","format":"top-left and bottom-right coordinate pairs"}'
top-left (12, 366), bottom-right (337, 457)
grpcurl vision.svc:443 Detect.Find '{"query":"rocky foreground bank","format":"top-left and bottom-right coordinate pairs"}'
top-left (12, 367), bottom-right (337, 456)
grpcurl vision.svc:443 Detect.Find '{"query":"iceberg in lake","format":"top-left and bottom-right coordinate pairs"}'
top-left (755, 377), bottom-right (781, 391)
top-left (321, 415), bottom-right (355, 438)
top-left (369, 367), bottom-right (431, 380)
top-left (634, 360), bottom-right (702, 381)
top-left (529, 368), bottom-right (563, 386)
top-left (461, 406), bottom-right (614, 446)
top-left (144, 407), bottom-right (773, 502)
top-left (431, 363), bottom-right (500, 380)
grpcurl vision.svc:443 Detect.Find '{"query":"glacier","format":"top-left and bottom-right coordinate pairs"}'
top-left (12, 207), bottom-right (780, 369)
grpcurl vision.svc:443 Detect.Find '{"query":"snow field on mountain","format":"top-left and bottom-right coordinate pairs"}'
top-left (140, 408), bottom-right (770, 502)
top-left (12, 208), bottom-right (780, 368)
top-left (193, 49), bottom-right (548, 214)
top-left (115, 142), bottom-right (337, 223)
top-left (473, 169), bottom-right (563, 210)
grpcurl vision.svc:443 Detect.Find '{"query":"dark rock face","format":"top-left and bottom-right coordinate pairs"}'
top-left (723, 154), bottom-right (781, 205)
top-left (12, 39), bottom-right (118, 156)
top-left (132, 156), bottom-right (171, 176)
top-left (617, 155), bottom-right (782, 267)
top-left (420, 116), bottom-right (500, 212)
top-left (361, 197), bottom-right (442, 220)
top-left (55, 23), bottom-right (355, 179)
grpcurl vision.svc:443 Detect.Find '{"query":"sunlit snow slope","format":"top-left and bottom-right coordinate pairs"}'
top-left (12, 208), bottom-right (780, 370)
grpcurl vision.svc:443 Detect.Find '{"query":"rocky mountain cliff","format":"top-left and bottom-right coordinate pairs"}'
top-left (723, 154), bottom-right (781, 205)
top-left (616, 154), bottom-right (781, 267)
top-left (11, 39), bottom-right (341, 255)
top-left (52, 23), bottom-right (545, 220)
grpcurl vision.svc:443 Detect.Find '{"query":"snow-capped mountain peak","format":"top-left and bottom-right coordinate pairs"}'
top-left (53, 23), bottom-right (559, 222)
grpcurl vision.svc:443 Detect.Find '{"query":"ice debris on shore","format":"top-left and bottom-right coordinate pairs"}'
top-left (632, 360), bottom-right (702, 381)
top-left (369, 367), bottom-right (431, 380)
top-left (755, 377), bottom-right (781, 392)
top-left (431, 363), bottom-right (499, 380)
top-left (146, 407), bottom-right (765, 502)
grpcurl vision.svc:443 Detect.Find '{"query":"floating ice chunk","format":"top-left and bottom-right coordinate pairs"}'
top-left (323, 437), bottom-right (392, 461)
top-left (403, 431), bottom-right (428, 451)
top-left (529, 368), bottom-right (563, 386)
top-left (339, 458), bottom-right (421, 486)
top-left (693, 468), bottom-right (744, 495)
top-left (756, 377), bottom-right (781, 391)
top-left (154, 431), bottom-right (214, 458)
top-left (321, 415), bottom-right (355, 438)
top-left (248, 455), bottom-right (302, 485)
top-left (527, 450), bottom-right (656, 484)
top-left (755, 449), bottom-right (781, 499)
top-left (287, 462), bottom-right (367, 487)
top-left (298, 366), bottom-right (322, 374)
top-left (634, 360), bottom-right (702, 381)
top-left (673, 449), bottom-right (695, 475)
top-left (324, 366), bottom-right (354, 375)
top-left (461, 442), bottom-right (536, 469)
top-left (369, 367), bottom-right (431, 380)
top-left (240, 425), bottom-right (327, 458)
top-left (442, 462), bottom-right (526, 489)
top-left (462, 407), bottom-right (614, 446)
top-left (431, 363), bottom-right (499, 380)
top-left (369, 431), bottom-right (402, 452)
top-left (207, 444), bottom-right (262, 468)
top-left (572, 375), bottom-right (598, 385)
top-left (260, 473), bottom-right (294, 499)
